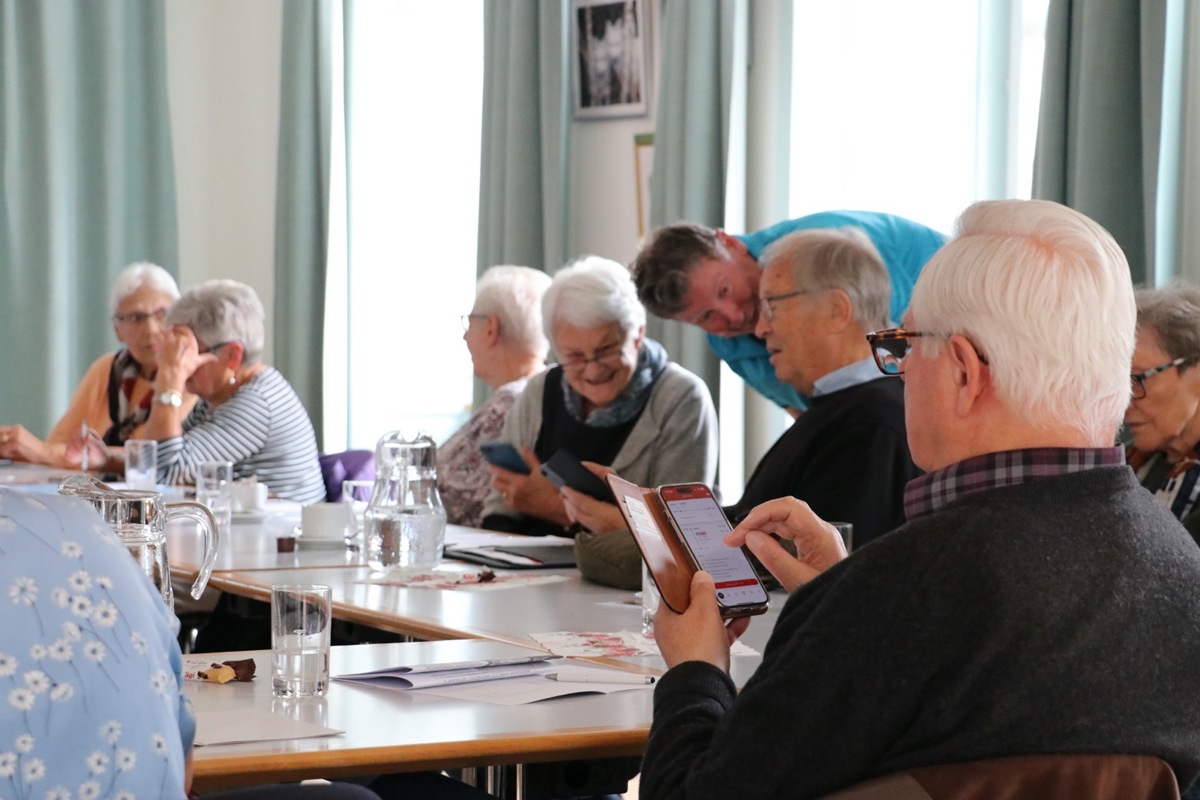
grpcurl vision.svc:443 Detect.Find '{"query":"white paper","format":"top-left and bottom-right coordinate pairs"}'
top-left (193, 709), bottom-right (342, 746)
top-left (334, 658), bottom-right (558, 690)
top-left (414, 666), bottom-right (654, 705)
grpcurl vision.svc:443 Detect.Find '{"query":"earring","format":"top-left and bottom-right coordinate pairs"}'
top-left (228, 373), bottom-right (236, 386)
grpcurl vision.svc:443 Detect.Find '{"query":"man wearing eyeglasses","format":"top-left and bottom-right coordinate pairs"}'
top-left (640, 199), bottom-right (1200, 799)
top-left (724, 227), bottom-right (919, 549)
top-left (631, 210), bottom-right (946, 413)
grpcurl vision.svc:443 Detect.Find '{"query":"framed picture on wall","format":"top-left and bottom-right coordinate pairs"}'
top-left (572, 0), bottom-right (649, 119)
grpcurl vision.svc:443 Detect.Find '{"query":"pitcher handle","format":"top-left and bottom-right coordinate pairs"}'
top-left (164, 501), bottom-right (221, 600)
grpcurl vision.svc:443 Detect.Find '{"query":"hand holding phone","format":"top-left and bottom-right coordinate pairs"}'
top-left (479, 441), bottom-right (531, 476)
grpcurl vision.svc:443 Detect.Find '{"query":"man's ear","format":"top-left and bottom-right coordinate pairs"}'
top-left (946, 334), bottom-right (988, 416)
top-left (715, 229), bottom-right (748, 258)
top-left (824, 289), bottom-right (853, 330)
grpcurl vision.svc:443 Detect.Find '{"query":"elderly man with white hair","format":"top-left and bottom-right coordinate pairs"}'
top-left (481, 256), bottom-right (718, 559)
top-left (639, 199), bottom-right (1200, 799)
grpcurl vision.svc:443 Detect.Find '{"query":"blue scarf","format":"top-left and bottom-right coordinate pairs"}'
top-left (560, 338), bottom-right (669, 428)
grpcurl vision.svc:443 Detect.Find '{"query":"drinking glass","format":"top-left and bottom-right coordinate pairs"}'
top-left (829, 521), bottom-right (854, 553)
top-left (196, 460), bottom-right (234, 532)
top-left (124, 439), bottom-right (158, 491)
top-left (640, 562), bottom-right (660, 634)
top-left (271, 584), bottom-right (332, 698)
top-left (342, 479), bottom-right (373, 551)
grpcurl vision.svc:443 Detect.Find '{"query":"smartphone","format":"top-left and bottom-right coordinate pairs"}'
top-left (479, 441), bottom-right (531, 475)
top-left (539, 450), bottom-right (614, 503)
top-left (657, 483), bottom-right (770, 616)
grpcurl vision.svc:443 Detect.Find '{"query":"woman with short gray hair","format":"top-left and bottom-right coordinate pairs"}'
top-left (1126, 283), bottom-right (1200, 542)
top-left (0, 261), bottom-right (195, 465)
top-left (138, 279), bottom-right (324, 502)
top-left (481, 256), bottom-right (717, 587)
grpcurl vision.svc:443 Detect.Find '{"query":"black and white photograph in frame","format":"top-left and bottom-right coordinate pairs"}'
top-left (572, 0), bottom-right (649, 119)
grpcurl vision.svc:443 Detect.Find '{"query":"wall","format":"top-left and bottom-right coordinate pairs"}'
top-left (164, 0), bottom-right (284, 362)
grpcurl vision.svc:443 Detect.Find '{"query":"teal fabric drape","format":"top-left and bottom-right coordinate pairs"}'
top-left (477, 1), bottom-right (570, 276)
top-left (274, 0), bottom-right (332, 447)
top-left (646, 0), bottom-right (746, 399)
top-left (1033, 0), bottom-right (1169, 285)
top-left (0, 0), bottom-right (177, 435)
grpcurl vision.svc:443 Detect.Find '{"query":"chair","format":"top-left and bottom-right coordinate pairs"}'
top-left (821, 753), bottom-right (1181, 800)
top-left (318, 449), bottom-right (375, 503)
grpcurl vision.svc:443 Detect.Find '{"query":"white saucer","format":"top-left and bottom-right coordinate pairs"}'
top-left (231, 510), bottom-right (270, 524)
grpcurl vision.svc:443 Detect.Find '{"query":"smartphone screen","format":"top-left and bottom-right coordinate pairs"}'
top-left (658, 484), bottom-right (770, 611)
top-left (479, 441), bottom-right (532, 475)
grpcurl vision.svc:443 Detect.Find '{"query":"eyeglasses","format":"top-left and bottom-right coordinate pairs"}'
top-left (112, 308), bottom-right (168, 325)
top-left (758, 289), bottom-right (816, 323)
top-left (865, 327), bottom-right (991, 376)
top-left (460, 313), bottom-right (487, 332)
top-left (560, 341), bottom-right (626, 371)
top-left (198, 341), bottom-right (233, 355)
top-left (1131, 357), bottom-right (1191, 400)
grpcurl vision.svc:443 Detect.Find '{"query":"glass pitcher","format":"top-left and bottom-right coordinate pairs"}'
top-left (58, 474), bottom-right (220, 609)
top-left (364, 430), bottom-right (447, 572)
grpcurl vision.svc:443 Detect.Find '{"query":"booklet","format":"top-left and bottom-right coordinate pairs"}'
top-left (333, 653), bottom-right (562, 690)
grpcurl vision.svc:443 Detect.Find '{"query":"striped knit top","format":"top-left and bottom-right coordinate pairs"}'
top-left (157, 367), bottom-right (325, 503)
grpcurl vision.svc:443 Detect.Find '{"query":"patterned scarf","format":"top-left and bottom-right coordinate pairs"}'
top-left (560, 338), bottom-right (669, 427)
top-left (103, 349), bottom-right (154, 445)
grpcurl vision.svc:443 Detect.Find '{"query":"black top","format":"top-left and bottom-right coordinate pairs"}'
top-left (727, 377), bottom-right (918, 550)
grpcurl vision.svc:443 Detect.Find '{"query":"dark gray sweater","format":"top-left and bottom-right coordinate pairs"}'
top-left (642, 466), bottom-right (1200, 799)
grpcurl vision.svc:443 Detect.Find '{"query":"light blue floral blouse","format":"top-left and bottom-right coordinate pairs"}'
top-left (0, 488), bottom-right (193, 799)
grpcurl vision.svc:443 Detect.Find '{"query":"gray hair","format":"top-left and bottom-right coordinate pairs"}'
top-left (760, 227), bottom-right (891, 331)
top-left (109, 262), bottom-right (180, 315)
top-left (166, 279), bottom-right (266, 366)
top-left (1136, 284), bottom-right (1200, 369)
top-left (630, 223), bottom-right (724, 317)
top-left (543, 256), bottom-right (647, 339)
top-left (910, 199), bottom-right (1136, 442)
top-left (473, 265), bottom-right (553, 361)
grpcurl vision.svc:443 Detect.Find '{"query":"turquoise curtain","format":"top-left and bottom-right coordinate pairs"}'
top-left (646, 0), bottom-right (745, 400)
top-left (477, 1), bottom-right (570, 276)
top-left (0, 0), bottom-right (177, 435)
top-left (1032, 0), bottom-right (1170, 285)
top-left (274, 0), bottom-right (333, 447)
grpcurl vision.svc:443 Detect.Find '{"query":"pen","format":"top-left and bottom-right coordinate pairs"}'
top-left (549, 668), bottom-right (655, 685)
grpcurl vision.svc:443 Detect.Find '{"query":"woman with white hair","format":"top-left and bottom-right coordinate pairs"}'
top-left (439, 265), bottom-right (552, 527)
top-left (136, 279), bottom-right (324, 502)
top-left (481, 257), bottom-right (718, 583)
top-left (0, 261), bottom-right (195, 465)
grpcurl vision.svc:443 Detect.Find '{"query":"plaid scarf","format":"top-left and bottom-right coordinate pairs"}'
top-left (103, 349), bottom-right (154, 445)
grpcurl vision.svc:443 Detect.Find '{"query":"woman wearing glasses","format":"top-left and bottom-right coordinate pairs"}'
top-left (1125, 285), bottom-right (1200, 542)
top-left (126, 279), bottom-right (325, 503)
top-left (0, 262), bottom-right (195, 466)
top-left (440, 265), bottom-right (552, 527)
top-left (481, 257), bottom-right (717, 579)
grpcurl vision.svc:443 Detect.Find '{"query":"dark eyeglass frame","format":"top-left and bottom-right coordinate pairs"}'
top-left (758, 289), bottom-right (817, 323)
top-left (865, 327), bottom-right (990, 376)
top-left (198, 341), bottom-right (233, 355)
top-left (112, 308), bottom-right (169, 325)
top-left (1130, 357), bottom-right (1191, 400)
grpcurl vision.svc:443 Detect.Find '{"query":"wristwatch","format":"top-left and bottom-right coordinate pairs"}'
top-left (154, 389), bottom-right (184, 408)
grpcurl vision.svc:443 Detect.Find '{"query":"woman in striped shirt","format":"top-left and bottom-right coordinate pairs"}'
top-left (134, 279), bottom-right (325, 503)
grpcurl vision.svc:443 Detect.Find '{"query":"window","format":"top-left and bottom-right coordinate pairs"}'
top-left (789, 0), bottom-right (1049, 232)
top-left (326, 0), bottom-right (485, 452)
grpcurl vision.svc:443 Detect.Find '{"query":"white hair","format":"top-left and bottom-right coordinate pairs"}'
top-left (542, 256), bottom-right (647, 339)
top-left (760, 227), bottom-right (891, 331)
top-left (472, 266), bottom-right (552, 361)
top-left (165, 279), bottom-right (266, 366)
top-left (909, 199), bottom-right (1136, 442)
top-left (109, 262), bottom-right (179, 315)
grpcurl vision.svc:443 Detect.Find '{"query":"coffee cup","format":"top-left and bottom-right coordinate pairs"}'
top-left (301, 503), bottom-right (352, 542)
top-left (232, 481), bottom-right (269, 513)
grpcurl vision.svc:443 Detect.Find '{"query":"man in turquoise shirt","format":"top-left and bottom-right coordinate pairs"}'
top-left (631, 210), bottom-right (946, 411)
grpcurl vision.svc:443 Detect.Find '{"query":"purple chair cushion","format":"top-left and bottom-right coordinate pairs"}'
top-left (318, 450), bottom-right (376, 502)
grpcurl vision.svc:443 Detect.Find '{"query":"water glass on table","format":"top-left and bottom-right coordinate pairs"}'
top-left (196, 460), bottom-right (234, 531)
top-left (124, 439), bottom-right (158, 491)
top-left (829, 521), bottom-right (854, 553)
top-left (640, 562), bottom-right (660, 634)
top-left (342, 479), bottom-right (373, 550)
top-left (270, 584), bottom-right (332, 698)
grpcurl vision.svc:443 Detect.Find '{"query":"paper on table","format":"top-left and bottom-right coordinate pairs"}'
top-left (334, 653), bottom-right (562, 690)
top-left (414, 665), bottom-right (654, 705)
top-left (530, 630), bottom-right (759, 658)
top-left (194, 709), bottom-right (342, 746)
